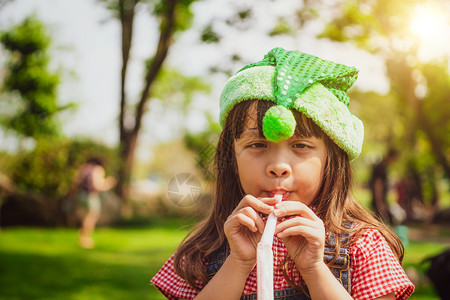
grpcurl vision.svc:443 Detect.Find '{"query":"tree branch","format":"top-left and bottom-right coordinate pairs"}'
top-left (119, 0), bottom-right (137, 142)
top-left (133, 0), bottom-right (177, 136)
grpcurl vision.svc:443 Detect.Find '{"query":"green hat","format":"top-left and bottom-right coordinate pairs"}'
top-left (219, 47), bottom-right (364, 160)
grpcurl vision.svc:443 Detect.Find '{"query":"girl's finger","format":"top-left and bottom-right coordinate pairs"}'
top-left (234, 195), bottom-right (275, 215)
top-left (238, 206), bottom-right (266, 234)
top-left (230, 212), bottom-right (259, 232)
top-left (273, 201), bottom-right (320, 221)
top-left (274, 216), bottom-right (318, 234)
top-left (277, 225), bottom-right (324, 246)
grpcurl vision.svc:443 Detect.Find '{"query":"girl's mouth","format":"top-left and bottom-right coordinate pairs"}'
top-left (267, 191), bottom-right (291, 201)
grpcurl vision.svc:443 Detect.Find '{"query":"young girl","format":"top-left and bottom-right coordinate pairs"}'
top-left (73, 157), bottom-right (116, 248)
top-left (152, 48), bottom-right (414, 299)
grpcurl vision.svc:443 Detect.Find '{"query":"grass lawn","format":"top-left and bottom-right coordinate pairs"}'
top-left (0, 219), bottom-right (447, 299)
top-left (0, 218), bottom-right (194, 300)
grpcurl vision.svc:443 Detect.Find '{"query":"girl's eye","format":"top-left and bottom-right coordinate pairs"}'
top-left (249, 142), bottom-right (266, 148)
top-left (292, 143), bottom-right (309, 149)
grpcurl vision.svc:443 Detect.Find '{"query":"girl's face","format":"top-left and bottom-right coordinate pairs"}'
top-left (234, 105), bottom-right (327, 206)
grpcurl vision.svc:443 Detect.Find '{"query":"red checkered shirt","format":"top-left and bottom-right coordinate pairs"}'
top-left (151, 228), bottom-right (414, 299)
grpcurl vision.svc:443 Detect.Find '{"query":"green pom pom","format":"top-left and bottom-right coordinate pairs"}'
top-left (262, 105), bottom-right (296, 142)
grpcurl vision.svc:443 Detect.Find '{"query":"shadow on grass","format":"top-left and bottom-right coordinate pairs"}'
top-left (0, 249), bottom-right (164, 300)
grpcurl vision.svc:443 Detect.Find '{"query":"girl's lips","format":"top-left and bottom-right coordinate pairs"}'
top-left (267, 191), bottom-right (291, 201)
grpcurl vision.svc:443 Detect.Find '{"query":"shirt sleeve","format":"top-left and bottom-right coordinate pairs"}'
top-left (151, 254), bottom-right (202, 300)
top-left (350, 228), bottom-right (415, 300)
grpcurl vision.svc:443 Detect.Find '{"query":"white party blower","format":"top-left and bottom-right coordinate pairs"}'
top-left (257, 194), bottom-right (282, 300)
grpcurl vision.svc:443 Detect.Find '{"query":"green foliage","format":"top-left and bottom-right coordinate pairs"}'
top-left (152, 0), bottom-right (194, 31)
top-left (2, 139), bottom-right (119, 200)
top-left (224, 8), bottom-right (253, 27)
top-left (201, 23), bottom-right (220, 43)
top-left (236, 9), bottom-right (252, 21)
top-left (0, 16), bottom-right (50, 54)
top-left (269, 18), bottom-right (293, 36)
top-left (319, 0), bottom-right (450, 205)
top-left (350, 90), bottom-right (403, 149)
top-left (295, 7), bottom-right (319, 27)
top-left (0, 15), bottom-right (70, 139)
top-left (318, 0), bottom-right (421, 51)
top-left (318, 1), bottom-right (373, 46)
top-left (419, 62), bottom-right (450, 149)
top-left (264, 6), bottom-right (321, 37)
top-left (150, 67), bottom-right (211, 112)
top-left (172, 0), bottom-right (196, 32)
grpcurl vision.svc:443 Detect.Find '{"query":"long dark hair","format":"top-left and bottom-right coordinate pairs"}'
top-left (174, 99), bottom-right (404, 289)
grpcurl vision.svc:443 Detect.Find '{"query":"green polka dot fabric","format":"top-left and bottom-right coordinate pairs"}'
top-left (219, 47), bottom-right (364, 160)
top-left (239, 47), bottom-right (359, 109)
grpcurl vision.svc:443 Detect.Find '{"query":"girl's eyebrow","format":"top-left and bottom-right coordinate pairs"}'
top-left (239, 128), bottom-right (260, 138)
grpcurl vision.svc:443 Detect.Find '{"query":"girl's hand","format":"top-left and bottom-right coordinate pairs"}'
top-left (224, 195), bottom-right (277, 269)
top-left (273, 201), bottom-right (325, 274)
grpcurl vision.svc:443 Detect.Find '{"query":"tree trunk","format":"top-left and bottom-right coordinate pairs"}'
top-left (119, 0), bottom-right (136, 144)
top-left (116, 0), bottom-right (178, 209)
top-left (116, 0), bottom-right (137, 206)
top-left (117, 131), bottom-right (137, 216)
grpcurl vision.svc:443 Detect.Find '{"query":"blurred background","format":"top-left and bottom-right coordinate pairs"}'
top-left (0, 0), bottom-right (449, 299)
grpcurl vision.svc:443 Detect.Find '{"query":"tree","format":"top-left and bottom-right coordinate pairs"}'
top-left (99, 0), bottom-right (197, 206)
top-left (416, 62), bottom-right (450, 179)
top-left (0, 16), bottom-right (70, 141)
top-left (319, 0), bottom-right (450, 218)
top-left (0, 16), bottom-right (119, 226)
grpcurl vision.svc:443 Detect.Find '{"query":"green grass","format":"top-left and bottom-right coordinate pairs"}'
top-left (401, 224), bottom-right (450, 300)
top-left (0, 219), bottom-right (447, 299)
top-left (402, 241), bottom-right (447, 300)
top-left (0, 218), bottom-right (195, 300)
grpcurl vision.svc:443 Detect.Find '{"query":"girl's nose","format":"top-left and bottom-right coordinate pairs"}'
top-left (266, 161), bottom-right (292, 178)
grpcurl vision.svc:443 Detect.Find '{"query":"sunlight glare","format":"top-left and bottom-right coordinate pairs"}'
top-left (409, 3), bottom-right (450, 60)
top-left (410, 4), bottom-right (448, 45)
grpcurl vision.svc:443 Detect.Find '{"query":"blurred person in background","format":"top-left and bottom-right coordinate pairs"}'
top-left (73, 157), bottom-right (116, 248)
top-left (369, 148), bottom-right (398, 225)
